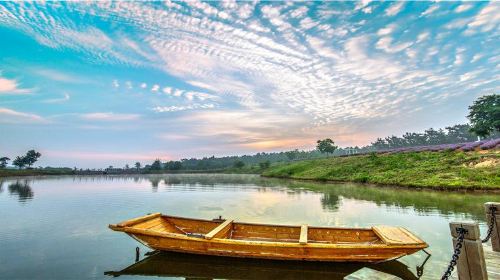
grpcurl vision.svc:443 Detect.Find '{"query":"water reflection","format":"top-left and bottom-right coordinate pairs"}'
top-left (106, 251), bottom-right (419, 280)
top-left (2, 174), bottom-right (497, 221)
top-left (282, 181), bottom-right (497, 221)
top-left (0, 174), bottom-right (496, 279)
top-left (8, 179), bottom-right (34, 202)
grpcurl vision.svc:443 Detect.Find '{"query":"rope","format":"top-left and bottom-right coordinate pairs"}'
top-left (441, 227), bottom-right (467, 280)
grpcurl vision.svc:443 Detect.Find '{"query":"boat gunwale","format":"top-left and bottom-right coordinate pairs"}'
top-left (161, 214), bottom-right (375, 232)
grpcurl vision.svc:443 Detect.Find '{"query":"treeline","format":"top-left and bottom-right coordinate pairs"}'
top-left (369, 124), bottom-right (499, 150)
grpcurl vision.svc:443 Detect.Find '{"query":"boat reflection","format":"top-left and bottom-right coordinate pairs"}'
top-left (105, 251), bottom-right (419, 280)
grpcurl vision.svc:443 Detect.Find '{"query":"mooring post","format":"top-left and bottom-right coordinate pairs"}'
top-left (484, 202), bottom-right (499, 252)
top-left (449, 222), bottom-right (488, 280)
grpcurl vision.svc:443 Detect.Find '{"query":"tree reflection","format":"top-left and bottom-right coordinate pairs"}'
top-left (149, 178), bottom-right (161, 192)
top-left (8, 180), bottom-right (34, 202)
top-left (320, 193), bottom-right (341, 211)
top-left (0, 180), bottom-right (4, 193)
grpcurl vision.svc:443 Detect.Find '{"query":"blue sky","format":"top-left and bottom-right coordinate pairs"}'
top-left (0, 1), bottom-right (499, 168)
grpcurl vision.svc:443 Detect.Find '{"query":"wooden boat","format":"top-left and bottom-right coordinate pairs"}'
top-left (109, 213), bottom-right (427, 262)
top-left (105, 251), bottom-right (419, 280)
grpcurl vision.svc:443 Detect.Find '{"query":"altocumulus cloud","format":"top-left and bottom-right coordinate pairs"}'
top-left (0, 1), bottom-right (498, 151)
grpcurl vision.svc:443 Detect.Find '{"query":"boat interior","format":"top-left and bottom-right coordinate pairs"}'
top-left (121, 214), bottom-right (384, 245)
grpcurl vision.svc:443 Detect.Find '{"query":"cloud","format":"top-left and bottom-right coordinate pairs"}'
top-left (421, 5), bottom-right (439, 17)
top-left (45, 150), bottom-right (171, 161)
top-left (42, 92), bottom-right (70, 104)
top-left (0, 76), bottom-right (31, 94)
top-left (455, 4), bottom-right (473, 13)
top-left (385, 2), bottom-right (404, 16)
top-left (80, 112), bottom-right (141, 121)
top-left (34, 69), bottom-right (80, 83)
top-left (0, 107), bottom-right (47, 124)
top-left (152, 103), bottom-right (215, 112)
top-left (417, 31), bottom-right (430, 43)
top-left (465, 2), bottom-right (500, 35)
top-left (377, 24), bottom-right (396, 36)
top-left (376, 37), bottom-right (412, 53)
top-left (0, 1), bottom-right (497, 153)
top-left (470, 54), bottom-right (482, 63)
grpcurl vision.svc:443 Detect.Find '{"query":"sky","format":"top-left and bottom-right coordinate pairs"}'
top-left (0, 1), bottom-right (499, 168)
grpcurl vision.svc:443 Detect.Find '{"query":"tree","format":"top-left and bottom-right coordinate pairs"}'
top-left (467, 94), bottom-right (500, 138)
top-left (0, 157), bottom-right (10, 169)
top-left (125, 164), bottom-right (130, 170)
top-left (285, 149), bottom-right (299, 161)
top-left (259, 161), bottom-right (270, 169)
top-left (23, 150), bottom-right (41, 168)
top-left (135, 162), bottom-right (141, 170)
top-left (233, 160), bottom-right (245, 169)
top-left (316, 139), bottom-right (338, 155)
top-left (151, 159), bottom-right (162, 170)
top-left (12, 156), bottom-right (26, 169)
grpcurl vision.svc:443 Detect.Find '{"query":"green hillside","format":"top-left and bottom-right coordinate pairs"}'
top-left (262, 150), bottom-right (500, 190)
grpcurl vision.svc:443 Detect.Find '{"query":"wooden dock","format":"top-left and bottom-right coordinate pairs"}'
top-left (451, 243), bottom-right (500, 280)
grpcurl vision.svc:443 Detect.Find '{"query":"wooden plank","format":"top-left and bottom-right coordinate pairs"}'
top-left (116, 213), bottom-right (161, 227)
top-left (372, 226), bottom-right (425, 246)
top-left (205, 219), bottom-right (233, 240)
top-left (299, 224), bottom-right (308, 245)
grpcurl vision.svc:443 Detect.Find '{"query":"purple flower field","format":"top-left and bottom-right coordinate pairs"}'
top-left (373, 138), bottom-right (499, 155)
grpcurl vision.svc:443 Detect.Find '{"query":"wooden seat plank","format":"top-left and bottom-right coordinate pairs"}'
top-left (372, 226), bottom-right (423, 245)
top-left (299, 224), bottom-right (308, 245)
top-left (205, 219), bottom-right (233, 240)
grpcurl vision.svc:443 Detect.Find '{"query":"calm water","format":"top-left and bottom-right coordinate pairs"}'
top-left (0, 174), bottom-right (496, 280)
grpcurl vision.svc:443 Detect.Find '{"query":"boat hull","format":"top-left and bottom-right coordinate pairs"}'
top-left (109, 213), bottom-right (427, 263)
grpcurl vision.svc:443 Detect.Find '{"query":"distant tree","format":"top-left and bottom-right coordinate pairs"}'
top-left (285, 149), bottom-right (299, 161)
top-left (316, 139), bottom-right (338, 155)
top-left (467, 94), bottom-right (500, 138)
top-left (233, 160), bottom-right (245, 169)
top-left (165, 161), bottom-right (182, 170)
top-left (23, 150), bottom-right (41, 168)
top-left (12, 156), bottom-right (26, 169)
top-left (135, 162), bottom-right (141, 170)
top-left (445, 124), bottom-right (477, 143)
top-left (125, 164), bottom-right (130, 170)
top-left (0, 157), bottom-right (10, 169)
top-left (259, 161), bottom-right (270, 169)
top-left (151, 159), bottom-right (162, 170)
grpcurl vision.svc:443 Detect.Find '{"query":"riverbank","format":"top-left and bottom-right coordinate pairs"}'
top-left (262, 150), bottom-right (500, 190)
top-left (0, 166), bottom-right (262, 178)
top-left (0, 169), bottom-right (76, 177)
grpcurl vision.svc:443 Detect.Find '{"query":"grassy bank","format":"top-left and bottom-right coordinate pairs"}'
top-left (262, 150), bottom-right (500, 190)
top-left (0, 168), bottom-right (76, 177)
top-left (0, 166), bottom-right (262, 178)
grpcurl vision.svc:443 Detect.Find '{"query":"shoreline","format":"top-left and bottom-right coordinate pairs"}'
top-left (260, 174), bottom-right (500, 193)
top-left (2, 170), bottom-right (499, 193)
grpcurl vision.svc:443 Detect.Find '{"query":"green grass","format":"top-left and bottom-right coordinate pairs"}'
top-left (262, 151), bottom-right (500, 190)
top-left (0, 168), bottom-right (76, 177)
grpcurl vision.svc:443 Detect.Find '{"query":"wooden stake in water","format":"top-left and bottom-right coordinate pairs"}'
top-left (449, 222), bottom-right (488, 280)
top-left (484, 202), bottom-right (500, 252)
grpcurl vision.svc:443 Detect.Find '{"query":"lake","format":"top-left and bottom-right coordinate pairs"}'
top-left (0, 174), bottom-right (496, 280)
